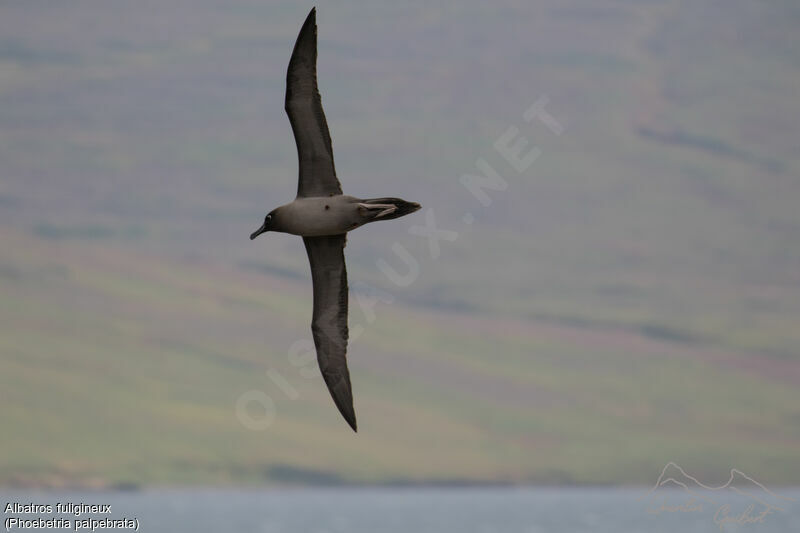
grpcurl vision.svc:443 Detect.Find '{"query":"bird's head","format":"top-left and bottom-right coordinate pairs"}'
top-left (250, 211), bottom-right (275, 240)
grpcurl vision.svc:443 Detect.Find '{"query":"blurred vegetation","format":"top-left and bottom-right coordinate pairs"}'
top-left (0, 0), bottom-right (799, 486)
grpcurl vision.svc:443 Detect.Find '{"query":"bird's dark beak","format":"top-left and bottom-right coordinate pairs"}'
top-left (250, 224), bottom-right (268, 240)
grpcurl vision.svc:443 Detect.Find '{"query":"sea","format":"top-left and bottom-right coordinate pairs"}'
top-left (2, 486), bottom-right (799, 533)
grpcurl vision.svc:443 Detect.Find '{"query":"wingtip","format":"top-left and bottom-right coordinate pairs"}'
top-left (321, 370), bottom-right (358, 433)
top-left (339, 398), bottom-right (357, 432)
top-left (334, 398), bottom-right (357, 432)
top-left (340, 404), bottom-right (358, 432)
top-left (330, 393), bottom-right (357, 432)
top-left (301, 7), bottom-right (316, 34)
top-left (294, 7), bottom-right (314, 31)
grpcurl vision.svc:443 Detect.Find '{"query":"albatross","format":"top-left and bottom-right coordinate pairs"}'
top-left (250, 7), bottom-right (420, 431)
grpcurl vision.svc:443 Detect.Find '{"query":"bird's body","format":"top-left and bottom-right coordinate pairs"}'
top-left (270, 196), bottom-right (364, 236)
top-left (249, 7), bottom-right (420, 431)
top-left (267, 196), bottom-right (419, 237)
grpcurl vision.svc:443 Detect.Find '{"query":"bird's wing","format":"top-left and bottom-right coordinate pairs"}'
top-left (303, 234), bottom-right (356, 431)
top-left (286, 8), bottom-right (342, 199)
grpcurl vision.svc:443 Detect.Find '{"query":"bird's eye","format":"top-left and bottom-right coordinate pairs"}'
top-left (265, 214), bottom-right (272, 222)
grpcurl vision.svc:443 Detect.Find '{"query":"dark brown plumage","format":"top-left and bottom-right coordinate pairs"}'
top-left (250, 7), bottom-right (420, 431)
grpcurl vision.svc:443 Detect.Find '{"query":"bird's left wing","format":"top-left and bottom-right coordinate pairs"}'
top-left (303, 234), bottom-right (356, 431)
top-left (286, 8), bottom-right (342, 198)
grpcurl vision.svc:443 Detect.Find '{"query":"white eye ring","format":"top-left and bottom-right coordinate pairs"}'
top-left (266, 214), bottom-right (272, 221)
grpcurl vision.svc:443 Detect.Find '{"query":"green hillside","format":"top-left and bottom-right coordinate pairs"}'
top-left (1, 0), bottom-right (799, 486)
top-left (2, 226), bottom-right (798, 487)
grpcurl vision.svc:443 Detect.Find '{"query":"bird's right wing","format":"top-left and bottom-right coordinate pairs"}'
top-left (285, 8), bottom-right (342, 198)
top-left (303, 234), bottom-right (356, 431)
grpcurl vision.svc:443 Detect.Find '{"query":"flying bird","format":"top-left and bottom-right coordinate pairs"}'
top-left (250, 7), bottom-right (421, 431)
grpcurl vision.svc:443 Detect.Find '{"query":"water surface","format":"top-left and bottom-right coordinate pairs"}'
top-left (2, 487), bottom-right (798, 533)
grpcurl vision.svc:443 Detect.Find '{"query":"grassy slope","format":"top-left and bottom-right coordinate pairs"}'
top-left (1, 226), bottom-right (798, 487)
top-left (1, 0), bottom-right (799, 485)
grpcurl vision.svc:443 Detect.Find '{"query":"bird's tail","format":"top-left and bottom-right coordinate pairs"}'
top-left (359, 197), bottom-right (421, 221)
